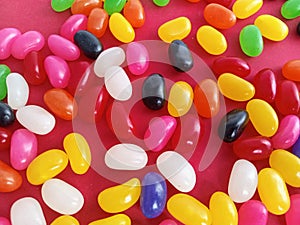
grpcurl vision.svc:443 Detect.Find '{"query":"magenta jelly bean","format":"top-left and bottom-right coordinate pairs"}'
top-left (159, 219), bottom-right (178, 225)
top-left (253, 68), bottom-right (276, 103)
top-left (60, 14), bottom-right (88, 41)
top-left (0, 217), bottom-right (11, 225)
top-left (44, 55), bottom-right (71, 88)
top-left (238, 200), bottom-right (268, 225)
top-left (10, 128), bottom-right (37, 171)
top-left (0, 28), bottom-right (21, 60)
top-left (212, 56), bottom-right (251, 77)
top-left (48, 34), bottom-right (80, 61)
top-left (126, 42), bottom-right (149, 75)
top-left (285, 194), bottom-right (300, 225)
top-left (11, 31), bottom-right (45, 60)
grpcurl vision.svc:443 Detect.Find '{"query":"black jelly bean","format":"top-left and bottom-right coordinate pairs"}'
top-left (297, 21), bottom-right (300, 36)
top-left (0, 101), bottom-right (15, 127)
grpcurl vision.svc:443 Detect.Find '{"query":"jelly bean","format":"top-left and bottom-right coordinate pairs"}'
top-left (26, 149), bottom-right (68, 185)
top-left (0, 128), bottom-right (11, 150)
top-left (0, 160), bottom-right (22, 192)
top-left (281, 0), bottom-right (300, 19)
top-left (98, 178), bottom-right (141, 213)
top-left (0, 101), bottom-right (15, 127)
top-left (105, 143), bottom-right (148, 170)
top-left (16, 105), bottom-right (56, 135)
top-left (126, 42), bottom-right (149, 75)
top-left (109, 13), bottom-right (135, 43)
top-left (232, 0), bottom-right (263, 19)
top-left (292, 135), bottom-right (300, 158)
top-left (206, 0), bottom-right (234, 7)
top-left (204, 3), bottom-right (236, 29)
top-left (168, 40), bottom-right (193, 72)
top-left (42, 178), bottom-right (84, 215)
top-left (238, 200), bottom-right (268, 225)
top-left (51, 0), bottom-right (74, 12)
top-left (71, 0), bottom-right (102, 15)
top-left (153, 0), bottom-right (170, 6)
top-left (258, 168), bottom-right (290, 215)
top-left (10, 129), bottom-right (37, 170)
top-left (228, 159), bottom-right (258, 203)
top-left (11, 197), bottom-right (46, 225)
top-left (87, 8), bottom-right (108, 38)
top-left (167, 193), bottom-right (212, 225)
top-left (50, 215), bottom-right (79, 225)
top-left (104, 0), bottom-right (126, 15)
top-left (254, 15), bottom-right (288, 41)
top-left (158, 17), bottom-right (191, 43)
top-left (186, 0), bottom-right (200, 2)
top-left (298, 22), bottom-right (300, 36)
top-left (74, 30), bottom-right (103, 59)
top-left (194, 79), bottom-right (220, 118)
top-left (285, 194), bottom-right (300, 225)
top-left (63, 133), bottom-right (91, 175)
top-left (88, 214), bottom-right (131, 225)
top-left (104, 66), bottom-right (132, 101)
top-left (217, 73), bottom-right (255, 102)
top-left (11, 31), bottom-right (45, 60)
top-left (6, 72), bottom-right (29, 110)
top-left (159, 219), bottom-right (178, 225)
top-left (282, 59), bottom-right (300, 81)
top-left (253, 68), bottom-right (276, 103)
top-left (239, 25), bottom-right (263, 57)
top-left (168, 81), bottom-right (193, 117)
top-left (196, 25), bottom-right (227, 55)
top-left (209, 191), bottom-right (238, 225)
top-left (269, 149), bottom-right (300, 188)
top-left (60, 14), bottom-right (88, 41)
top-left (0, 28), bottom-right (21, 60)
top-left (123, 0), bottom-right (145, 28)
top-left (140, 172), bottom-right (167, 218)
top-left (246, 99), bottom-right (278, 137)
top-left (233, 136), bottom-right (273, 161)
top-left (0, 217), bottom-right (11, 225)
top-left (0, 64), bottom-right (11, 100)
top-left (44, 88), bottom-right (78, 121)
top-left (157, 151), bottom-right (196, 192)
top-left (94, 47), bottom-right (125, 77)
top-left (212, 56), bottom-right (250, 78)
top-left (23, 51), bottom-right (47, 85)
top-left (144, 116), bottom-right (177, 152)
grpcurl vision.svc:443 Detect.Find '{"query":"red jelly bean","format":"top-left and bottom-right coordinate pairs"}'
top-left (253, 68), bottom-right (276, 103)
top-left (285, 194), bottom-right (300, 225)
top-left (0, 128), bottom-right (11, 150)
top-left (275, 80), bottom-right (300, 115)
top-left (87, 8), bottom-right (109, 38)
top-left (71, 0), bottom-right (103, 16)
top-left (0, 160), bottom-right (22, 192)
top-left (233, 136), bottom-right (273, 161)
top-left (282, 59), bottom-right (300, 82)
top-left (123, 0), bottom-right (145, 28)
top-left (23, 51), bottom-right (46, 85)
top-left (212, 56), bottom-right (250, 77)
top-left (205, 0), bottom-right (234, 8)
top-left (60, 14), bottom-right (88, 41)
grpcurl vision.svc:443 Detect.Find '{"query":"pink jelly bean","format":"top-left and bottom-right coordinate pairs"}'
top-left (271, 115), bottom-right (300, 149)
top-left (159, 219), bottom-right (178, 225)
top-left (238, 200), bottom-right (268, 225)
top-left (144, 116), bottom-right (177, 152)
top-left (60, 14), bottom-right (88, 41)
top-left (44, 55), bottom-right (71, 88)
top-left (0, 28), bottom-right (21, 60)
top-left (126, 42), bottom-right (149, 75)
top-left (48, 34), bottom-right (80, 61)
top-left (285, 194), bottom-right (300, 225)
top-left (11, 31), bottom-right (45, 59)
top-left (0, 217), bottom-right (11, 225)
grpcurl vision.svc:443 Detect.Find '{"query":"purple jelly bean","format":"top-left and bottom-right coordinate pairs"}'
top-left (0, 28), bottom-right (21, 60)
top-left (60, 14), bottom-right (88, 41)
top-left (0, 217), bottom-right (11, 225)
top-left (292, 135), bottom-right (300, 158)
top-left (238, 200), bottom-right (268, 225)
top-left (285, 194), bottom-right (300, 225)
top-left (126, 42), bottom-right (149, 75)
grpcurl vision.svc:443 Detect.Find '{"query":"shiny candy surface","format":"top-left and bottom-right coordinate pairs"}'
top-left (50, 215), bottom-right (79, 225)
top-left (292, 136), bottom-right (300, 158)
top-left (232, 0), bottom-right (263, 19)
top-left (281, 0), bottom-right (300, 19)
top-left (104, 0), bottom-right (126, 15)
top-left (0, 28), bottom-right (21, 60)
top-left (109, 13), bottom-right (135, 43)
top-left (88, 214), bottom-right (131, 225)
top-left (238, 200), bottom-right (268, 225)
top-left (239, 25), bottom-right (263, 57)
top-left (71, 0), bottom-right (102, 15)
top-left (60, 14), bottom-right (87, 41)
top-left (153, 0), bottom-right (170, 6)
top-left (0, 128), bottom-right (11, 150)
top-left (23, 51), bottom-right (46, 85)
top-left (0, 217), bottom-right (11, 225)
top-left (159, 219), bottom-right (177, 225)
top-left (0, 101), bottom-right (15, 127)
top-left (98, 178), bottom-right (141, 213)
top-left (0, 160), bottom-right (22, 192)
top-left (87, 8), bottom-right (108, 38)
top-left (168, 40), bottom-right (193, 72)
top-left (282, 59), bottom-right (300, 81)
top-left (123, 0), bottom-right (145, 28)
top-left (253, 68), bottom-right (276, 103)
top-left (51, 0), bottom-right (74, 12)
top-left (126, 42), bottom-right (149, 75)
top-left (285, 194), bottom-right (300, 225)
top-left (0, 64), bottom-right (10, 100)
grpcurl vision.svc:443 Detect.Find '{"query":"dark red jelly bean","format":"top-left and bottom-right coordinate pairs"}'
top-left (253, 68), bottom-right (276, 103)
top-left (212, 56), bottom-right (251, 77)
top-left (0, 128), bottom-right (11, 150)
top-left (0, 101), bottom-right (15, 127)
top-left (23, 51), bottom-right (46, 85)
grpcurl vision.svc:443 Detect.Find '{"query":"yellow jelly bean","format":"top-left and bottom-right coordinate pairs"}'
top-left (269, 149), bottom-right (300, 188)
top-left (246, 99), bottom-right (278, 137)
top-left (232, 0), bottom-right (263, 19)
top-left (209, 192), bottom-right (238, 225)
top-left (26, 149), bottom-right (68, 185)
top-left (217, 73), bottom-right (255, 102)
top-left (167, 193), bottom-right (212, 225)
top-left (254, 14), bottom-right (289, 41)
top-left (97, 178), bottom-right (141, 213)
top-left (168, 81), bottom-right (194, 117)
top-left (158, 17), bottom-right (191, 43)
top-left (109, 13), bottom-right (135, 43)
top-left (196, 25), bottom-right (227, 55)
top-left (63, 133), bottom-right (91, 175)
top-left (50, 215), bottom-right (79, 225)
top-left (88, 214), bottom-right (131, 225)
top-left (258, 168), bottom-right (290, 215)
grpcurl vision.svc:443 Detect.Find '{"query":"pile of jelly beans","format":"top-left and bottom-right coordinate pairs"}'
top-left (1, 0), bottom-right (300, 225)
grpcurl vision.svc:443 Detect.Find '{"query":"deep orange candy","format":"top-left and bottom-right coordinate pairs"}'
top-left (87, 8), bottom-right (108, 38)
top-left (186, 0), bottom-right (201, 2)
top-left (123, 0), bottom-right (145, 28)
top-left (282, 59), bottom-right (300, 82)
top-left (71, 0), bottom-right (103, 16)
top-left (0, 160), bottom-right (22, 192)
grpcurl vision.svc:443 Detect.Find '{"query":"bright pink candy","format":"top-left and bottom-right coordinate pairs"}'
top-left (159, 219), bottom-right (178, 225)
top-left (0, 28), bottom-right (21, 60)
top-left (144, 116), bottom-right (177, 152)
top-left (48, 34), bottom-right (80, 61)
top-left (44, 55), bottom-right (71, 88)
top-left (238, 200), bottom-right (268, 225)
top-left (60, 14), bottom-right (88, 41)
top-left (126, 42), bottom-right (149, 75)
top-left (10, 129), bottom-right (37, 171)
top-left (253, 68), bottom-right (276, 103)
top-left (0, 217), bottom-right (11, 225)
top-left (285, 194), bottom-right (300, 225)
top-left (11, 31), bottom-right (45, 59)
top-left (271, 115), bottom-right (300, 149)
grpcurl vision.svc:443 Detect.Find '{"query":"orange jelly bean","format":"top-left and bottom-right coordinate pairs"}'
top-left (186, 0), bottom-right (201, 2)
top-left (71, 0), bottom-right (103, 16)
top-left (0, 160), bottom-right (22, 192)
top-left (123, 0), bottom-right (145, 28)
top-left (87, 8), bottom-right (108, 38)
top-left (282, 59), bottom-right (300, 81)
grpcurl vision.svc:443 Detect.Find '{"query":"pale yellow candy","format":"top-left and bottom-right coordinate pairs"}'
top-left (109, 13), bottom-right (135, 43)
top-left (88, 214), bottom-right (131, 225)
top-left (50, 215), bottom-right (79, 225)
top-left (232, 0), bottom-right (263, 19)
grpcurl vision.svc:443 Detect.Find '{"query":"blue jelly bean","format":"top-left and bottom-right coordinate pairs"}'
top-left (292, 136), bottom-right (300, 158)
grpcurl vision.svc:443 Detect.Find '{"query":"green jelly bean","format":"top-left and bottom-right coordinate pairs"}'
top-left (104, 0), bottom-right (127, 15)
top-left (51, 0), bottom-right (75, 12)
top-left (281, 0), bottom-right (300, 19)
top-left (0, 65), bottom-right (11, 101)
top-left (239, 25), bottom-right (263, 57)
top-left (153, 0), bottom-right (170, 7)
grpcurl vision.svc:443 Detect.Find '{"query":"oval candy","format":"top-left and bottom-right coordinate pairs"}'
top-left (109, 13), bottom-right (135, 43)
top-left (232, 0), bottom-right (263, 19)
top-left (238, 200), bottom-right (268, 225)
top-left (0, 28), bottom-right (21, 60)
top-left (88, 214), bottom-right (131, 225)
top-left (50, 215), bottom-right (79, 225)
top-left (153, 0), bottom-right (170, 6)
top-left (60, 14), bottom-right (88, 41)
top-left (87, 8), bottom-right (109, 38)
top-left (123, 0), bottom-right (145, 28)
top-left (281, 0), bottom-right (300, 19)
top-left (0, 128), bottom-right (11, 150)
top-left (104, 0), bottom-right (126, 15)
top-left (0, 217), bottom-right (11, 225)
top-left (126, 42), bottom-right (149, 75)
top-left (0, 160), bottom-right (22, 192)
top-left (71, 0), bottom-right (103, 15)
top-left (51, 0), bottom-right (74, 12)
top-left (239, 25), bottom-right (263, 57)
top-left (253, 68), bottom-right (276, 103)
top-left (292, 136), bottom-right (300, 158)
top-left (159, 219), bottom-right (178, 225)
top-left (23, 51), bottom-right (47, 85)
top-left (168, 40), bottom-right (193, 72)
top-left (0, 101), bottom-right (15, 127)
top-left (282, 59), bottom-right (300, 82)
top-left (285, 194), bottom-right (300, 225)
top-left (0, 64), bottom-right (11, 100)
